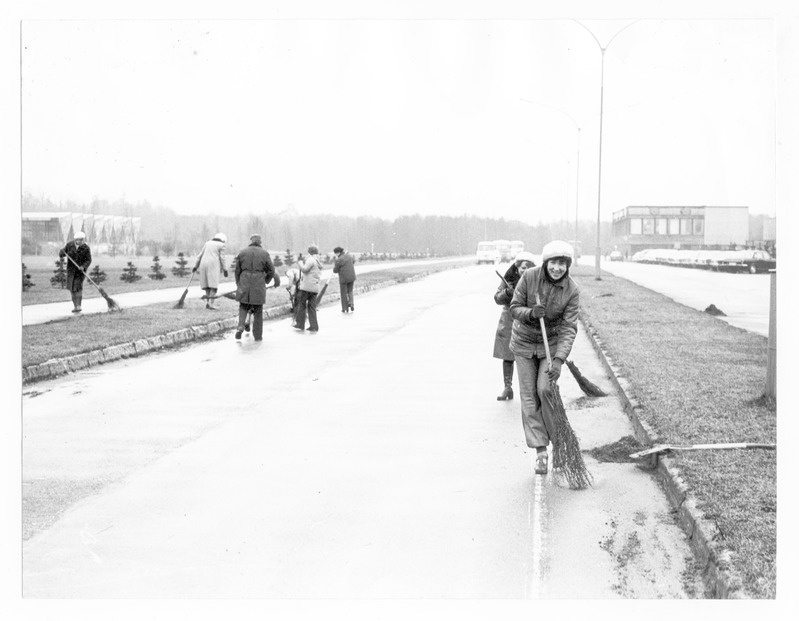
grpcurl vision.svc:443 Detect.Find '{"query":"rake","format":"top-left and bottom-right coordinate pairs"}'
top-left (64, 254), bottom-right (122, 312)
top-left (536, 292), bottom-right (592, 489)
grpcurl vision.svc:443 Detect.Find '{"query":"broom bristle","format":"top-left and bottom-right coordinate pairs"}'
top-left (174, 290), bottom-right (189, 309)
top-left (97, 286), bottom-right (122, 312)
top-left (550, 382), bottom-right (593, 489)
top-left (565, 360), bottom-right (608, 397)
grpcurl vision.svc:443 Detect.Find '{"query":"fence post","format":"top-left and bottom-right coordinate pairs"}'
top-left (764, 269), bottom-right (776, 398)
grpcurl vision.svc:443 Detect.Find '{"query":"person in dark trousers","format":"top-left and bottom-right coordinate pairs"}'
top-left (58, 231), bottom-right (92, 313)
top-left (332, 246), bottom-right (357, 312)
top-left (509, 240), bottom-right (580, 476)
top-left (493, 251), bottom-right (536, 400)
top-left (294, 245), bottom-right (322, 332)
top-left (234, 234), bottom-right (278, 342)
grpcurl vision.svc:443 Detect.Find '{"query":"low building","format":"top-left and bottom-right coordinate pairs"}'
top-left (22, 212), bottom-right (141, 255)
top-left (611, 206), bottom-right (750, 257)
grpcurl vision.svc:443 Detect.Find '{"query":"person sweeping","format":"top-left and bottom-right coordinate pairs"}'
top-left (509, 240), bottom-right (581, 477)
top-left (58, 231), bottom-right (92, 313)
top-left (492, 250), bottom-right (536, 400)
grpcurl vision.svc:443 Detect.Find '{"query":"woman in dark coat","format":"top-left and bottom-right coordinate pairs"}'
top-left (493, 251), bottom-right (536, 400)
top-left (58, 231), bottom-right (92, 313)
top-left (234, 234), bottom-right (277, 341)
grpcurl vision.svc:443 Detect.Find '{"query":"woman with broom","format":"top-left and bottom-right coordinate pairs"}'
top-left (492, 250), bottom-right (536, 400)
top-left (193, 232), bottom-right (228, 310)
top-left (509, 240), bottom-right (580, 476)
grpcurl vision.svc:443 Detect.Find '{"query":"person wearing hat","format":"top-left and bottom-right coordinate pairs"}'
top-left (294, 244), bottom-right (323, 332)
top-left (493, 250), bottom-right (536, 400)
top-left (193, 232), bottom-right (228, 309)
top-left (58, 230), bottom-right (92, 313)
top-left (332, 246), bottom-right (357, 313)
top-left (509, 240), bottom-right (580, 476)
top-left (233, 234), bottom-right (278, 341)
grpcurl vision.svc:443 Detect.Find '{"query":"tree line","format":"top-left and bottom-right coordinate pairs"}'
top-left (22, 192), bottom-right (612, 256)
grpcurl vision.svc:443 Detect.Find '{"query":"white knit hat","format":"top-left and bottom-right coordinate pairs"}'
top-left (213, 233), bottom-right (227, 243)
top-left (541, 240), bottom-right (574, 265)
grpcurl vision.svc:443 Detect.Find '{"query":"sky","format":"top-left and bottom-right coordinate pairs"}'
top-left (14, 3), bottom-right (795, 228)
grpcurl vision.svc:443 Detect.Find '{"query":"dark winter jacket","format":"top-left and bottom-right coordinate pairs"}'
top-left (492, 263), bottom-right (523, 360)
top-left (509, 265), bottom-right (580, 362)
top-left (59, 240), bottom-right (92, 289)
top-left (234, 242), bottom-right (276, 305)
top-left (332, 252), bottom-right (356, 284)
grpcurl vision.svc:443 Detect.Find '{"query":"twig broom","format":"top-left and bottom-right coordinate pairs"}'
top-left (536, 292), bottom-right (592, 489)
top-left (174, 271), bottom-right (196, 309)
top-left (496, 269), bottom-right (605, 398)
top-left (64, 254), bottom-right (122, 312)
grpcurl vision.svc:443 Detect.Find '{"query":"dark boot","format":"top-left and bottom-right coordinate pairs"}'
top-left (497, 360), bottom-right (514, 400)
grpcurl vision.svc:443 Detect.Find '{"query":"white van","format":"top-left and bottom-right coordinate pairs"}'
top-left (476, 241), bottom-right (500, 264)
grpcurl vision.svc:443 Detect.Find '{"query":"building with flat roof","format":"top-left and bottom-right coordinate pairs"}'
top-left (611, 206), bottom-right (750, 257)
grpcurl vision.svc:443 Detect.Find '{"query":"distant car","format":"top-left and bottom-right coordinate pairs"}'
top-left (609, 250), bottom-right (624, 262)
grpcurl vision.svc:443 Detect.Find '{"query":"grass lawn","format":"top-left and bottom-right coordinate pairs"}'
top-left (571, 264), bottom-right (776, 599)
top-left (21, 259), bottom-right (473, 367)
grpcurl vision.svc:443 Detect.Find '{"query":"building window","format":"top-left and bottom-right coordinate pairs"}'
top-left (656, 218), bottom-right (668, 235)
top-left (630, 218), bottom-right (642, 235)
top-left (680, 218), bottom-right (692, 234)
top-left (693, 219), bottom-right (704, 235)
top-left (642, 219), bottom-right (655, 235)
top-left (668, 218), bottom-right (679, 235)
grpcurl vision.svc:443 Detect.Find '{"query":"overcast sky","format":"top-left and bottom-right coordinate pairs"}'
top-left (17, 4), bottom-right (791, 225)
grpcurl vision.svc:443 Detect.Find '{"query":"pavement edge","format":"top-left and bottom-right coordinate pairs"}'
top-left (579, 311), bottom-right (748, 599)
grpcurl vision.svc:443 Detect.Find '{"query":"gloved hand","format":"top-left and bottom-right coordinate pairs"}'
top-left (547, 358), bottom-right (563, 383)
top-left (531, 304), bottom-right (546, 319)
top-left (192, 267), bottom-right (198, 274)
top-left (505, 287), bottom-right (514, 298)
top-left (223, 270), bottom-right (229, 278)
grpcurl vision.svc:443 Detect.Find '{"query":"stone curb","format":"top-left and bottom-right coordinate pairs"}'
top-left (22, 272), bottom-right (430, 385)
top-left (579, 310), bottom-right (747, 599)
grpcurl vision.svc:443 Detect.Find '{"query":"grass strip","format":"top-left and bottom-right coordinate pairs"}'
top-left (22, 260), bottom-right (472, 368)
top-left (571, 264), bottom-right (776, 599)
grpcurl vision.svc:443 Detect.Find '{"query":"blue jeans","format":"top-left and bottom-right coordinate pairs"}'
top-left (514, 354), bottom-right (557, 449)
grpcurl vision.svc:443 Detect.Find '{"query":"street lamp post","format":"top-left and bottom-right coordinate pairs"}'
top-left (519, 98), bottom-right (585, 248)
top-left (573, 19), bottom-right (640, 280)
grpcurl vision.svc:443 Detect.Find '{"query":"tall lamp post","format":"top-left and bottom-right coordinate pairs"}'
top-left (520, 98), bottom-right (586, 252)
top-left (573, 19), bottom-right (640, 280)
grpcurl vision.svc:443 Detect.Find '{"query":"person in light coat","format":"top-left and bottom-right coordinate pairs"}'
top-left (294, 245), bottom-right (322, 332)
top-left (493, 251), bottom-right (536, 400)
top-left (193, 233), bottom-right (228, 309)
top-left (234, 234), bottom-right (277, 341)
top-left (509, 240), bottom-right (580, 476)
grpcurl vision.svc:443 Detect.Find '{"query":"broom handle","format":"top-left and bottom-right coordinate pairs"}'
top-left (182, 270), bottom-right (196, 293)
top-left (535, 292), bottom-right (553, 368)
top-left (63, 252), bottom-right (102, 291)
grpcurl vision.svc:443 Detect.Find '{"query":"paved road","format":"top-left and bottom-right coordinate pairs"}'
top-left (577, 256), bottom-right (772, 337)
top-left (21, 257), bottom-right (471, 326)
top-left (22, 264), bottom-right (702, 598)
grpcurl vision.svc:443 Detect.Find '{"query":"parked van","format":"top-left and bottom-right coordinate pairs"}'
top-left (493, 239), bottom-right (513, 262)
top-left (476, 241), bottom-right (500, 264)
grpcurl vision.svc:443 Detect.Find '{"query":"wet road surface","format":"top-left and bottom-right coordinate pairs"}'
top-left (22, 264), bottom-right (703, 598)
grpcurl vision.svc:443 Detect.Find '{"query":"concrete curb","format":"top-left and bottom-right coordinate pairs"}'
top-left (22, 273), bottom-right (430, 385)
top-left (579, 310), bottom-right (747, 599)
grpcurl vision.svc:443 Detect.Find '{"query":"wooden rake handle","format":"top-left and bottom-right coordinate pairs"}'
top-left (535, 291), bottom-right (553, 369)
